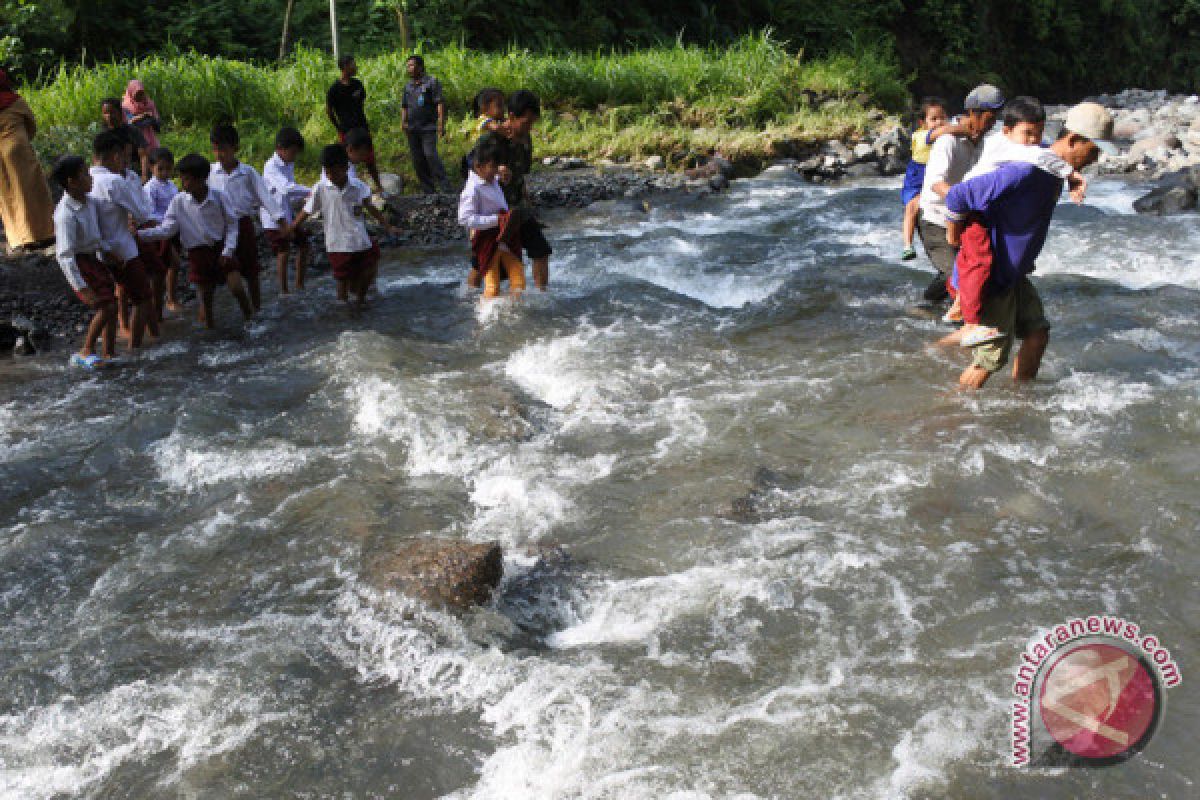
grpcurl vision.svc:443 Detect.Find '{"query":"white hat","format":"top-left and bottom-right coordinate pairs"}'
top-left (1064, 102), bottom-right (1116, 154)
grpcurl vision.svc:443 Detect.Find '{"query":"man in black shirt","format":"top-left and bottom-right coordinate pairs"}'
top-left (325, 55), bottom-right (382, 191)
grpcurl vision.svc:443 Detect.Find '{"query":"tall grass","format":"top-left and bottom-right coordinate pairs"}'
top-left (24, 32), bottom-right (905, 185)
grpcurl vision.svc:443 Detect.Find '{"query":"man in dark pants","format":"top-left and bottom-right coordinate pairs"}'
top-left (916, 84), bottom-right (1004, 307)
top-left (325, 55), bottom-right (383, 191)
top-left (401, 55), bottom-right (450, 194)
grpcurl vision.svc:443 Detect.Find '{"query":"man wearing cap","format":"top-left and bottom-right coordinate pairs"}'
top-left (916, 84), bottom-right (1006, 306)
top-left (943, 102), bottom-right (1115, 389)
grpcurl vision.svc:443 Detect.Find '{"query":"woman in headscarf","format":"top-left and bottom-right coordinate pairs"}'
top-left (121, 79), bottom-right (161, 151)
top-left (0, 68), bottom-right (54, 251)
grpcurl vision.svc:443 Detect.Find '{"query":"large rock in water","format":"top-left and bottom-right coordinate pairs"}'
top-left (364, 538), bottom-right (504, 610)
top-left (1133, 185), bottom-right (1198, 215)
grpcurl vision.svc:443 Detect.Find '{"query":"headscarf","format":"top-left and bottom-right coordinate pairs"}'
top-left (0, 69), bottom-right (19, 113)
top-left (121, 79), bottom-right (159, 148)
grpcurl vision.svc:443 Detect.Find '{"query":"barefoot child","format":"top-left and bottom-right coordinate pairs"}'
top-left (51, 156), bottom-right (118, 368)
top-left (458, 138), bottom-right (525, 300)
top-left (262, 127), bottom-right (312, 294)
top-left (137, 154), bottom-right (253, 329)
top-left (208, 124), bottom-right (286, 312)
top-left (123, 143), bottom-right (168, 325)
top-left (289, 144), bottom-right (397, 306)
top-left (143, 147), bottom-right (184, 313)
top-left (89, 130), bottom-right (155, 350)
top-left (901, 98), bottom-right (948, 261)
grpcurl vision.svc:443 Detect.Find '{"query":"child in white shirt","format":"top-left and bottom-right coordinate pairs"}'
top-left (143, 147), bottom-right (184, 313)
top-left (457, 138), bottom-right (525, 299)
top-left (262, 127), bottom-right (313, 294)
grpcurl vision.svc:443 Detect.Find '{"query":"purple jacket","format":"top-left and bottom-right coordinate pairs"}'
top-left (945, 162), bottom-right (1064, 293)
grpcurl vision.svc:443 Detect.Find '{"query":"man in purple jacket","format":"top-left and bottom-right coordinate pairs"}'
top-left (943, 102), bottom-right (1114, 389)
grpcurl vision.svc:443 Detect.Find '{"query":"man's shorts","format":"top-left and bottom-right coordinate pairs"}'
top-left (970, 276), bottom-right (1051, 373)
top-left (916, 217), bottom-right (957, 277)
top-left (74, 254), bottom-right (115, 306)
top-left (329, 241), bottom-right (380, 283)
top-left (112, 257), bottom-right (151, 304)
top-left (519, 217), bottom-right (553, 260)
top-left (187, 245), bottom-right (237, 286)
top-left (235, 217), bottom-right (260, 277)
top-left (265, 226), bottom-right (309, 256)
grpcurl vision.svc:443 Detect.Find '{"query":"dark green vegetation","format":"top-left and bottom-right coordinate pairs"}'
top-left (5, 0), bottom-right (1200, 100)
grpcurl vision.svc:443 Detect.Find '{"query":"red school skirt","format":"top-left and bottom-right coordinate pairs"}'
top-left (74, 253), bottom-right (116, 306)
top-left (328, 241), bottom-right (381, 282)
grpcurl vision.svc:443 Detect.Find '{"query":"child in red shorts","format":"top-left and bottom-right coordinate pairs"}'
top-left (143, 147), bottom-right (184, 313)
top-left (51, 156), bottom-right (118, 367)
top-left (262, 127), bottom-right (313, 294)
top-left (138, 154), bottom-right (253, 329)
top-left (290, 144), bottom-right (397, 306)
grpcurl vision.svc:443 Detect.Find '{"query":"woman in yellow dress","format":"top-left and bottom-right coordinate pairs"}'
top-left (0, 68), bottom-right (54, 251)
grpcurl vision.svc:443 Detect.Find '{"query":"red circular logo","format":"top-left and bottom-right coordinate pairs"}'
top-left (1038, 642), bottom-right (1160, 761)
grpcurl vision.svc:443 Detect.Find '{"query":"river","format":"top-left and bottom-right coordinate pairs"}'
top-left (0, 167), bottom-right (1196, 798)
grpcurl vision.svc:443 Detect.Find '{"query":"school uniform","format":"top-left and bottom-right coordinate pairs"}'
top-left (457, 170), bottom-right (525, 295)
top-left (143, 175), bottom-right (180, 260)
top-left (124, 168), bottom-right (164, 278)
top-left (89, 166), bottom-right (150, 303)
top-left (260, 153), bottom-right (312, 255)
top-left (53, 193), bottom-right (114, 306)
top-left (138, 188), bottom-right (240, 286)
top-left (209, 161), bottom-right (284, 277)
top-left (302, 176), bottom-right (379, 282)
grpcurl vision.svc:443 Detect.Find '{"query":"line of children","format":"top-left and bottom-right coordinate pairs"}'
top-left (262, 127), bottom-right (312, 294)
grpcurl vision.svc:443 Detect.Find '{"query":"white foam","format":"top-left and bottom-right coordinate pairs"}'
top-left (152, 430), bottom-right (312, 491)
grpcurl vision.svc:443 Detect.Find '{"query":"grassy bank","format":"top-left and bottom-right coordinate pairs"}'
top-left (25, 33), bottom-right (906, 188)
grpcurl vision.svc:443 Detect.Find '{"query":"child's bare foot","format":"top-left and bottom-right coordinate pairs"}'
top-left (943, 298), bottom-right (963, 323)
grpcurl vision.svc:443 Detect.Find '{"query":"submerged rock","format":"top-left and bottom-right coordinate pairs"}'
top-left (1133, 185), bottom-right (1198, 215)
top-left (363, 538), bottom-right (504, 610)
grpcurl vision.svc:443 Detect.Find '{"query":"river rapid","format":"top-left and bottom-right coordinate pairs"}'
top-left (1, 167), bottom-right (1196, 798)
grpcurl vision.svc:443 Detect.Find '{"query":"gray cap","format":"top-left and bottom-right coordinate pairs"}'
top-left (964, 84), bottom-right (1006, 111)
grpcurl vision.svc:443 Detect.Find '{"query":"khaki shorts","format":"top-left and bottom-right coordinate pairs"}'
top-left (970, 276), bottom-right (1050, 373)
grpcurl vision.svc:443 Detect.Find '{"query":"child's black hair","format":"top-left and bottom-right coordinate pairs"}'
top-left (321, 144), bottom-right (350, 169)
top-left (406, 54), bottom-right (424, 68)
top-left (472, 87), bottom-right (506, 117)
top-left (275, 126), bottom-right (305, 150)
top-left (337, 54), bottom-right (356, 69)
top-left (1002, 96), bottom-right (1046, 128)
top-left (474, 138), bottom-right (505, 167)
top-left (210, 123), bottom-right (240, 147)
top-left (93, 129), bottom-right (125, 157)
top-left (507, 89), bottom-right (541, 119)
top-left (148, 146), bottom-right (174, 166)
top-left (918, 96), bottom-right (948, 119)
top-left (176, 153), bottom-right (210, 180)
top-left (99, 96), bottom-right (121, 112)
top-left (50, 155), bottom-right (88, 188)
top-left (344, 127), bottom-right (372, 150)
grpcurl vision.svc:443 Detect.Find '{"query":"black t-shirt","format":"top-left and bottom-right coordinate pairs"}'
top-left (326, 78), bottom-right (368, 133)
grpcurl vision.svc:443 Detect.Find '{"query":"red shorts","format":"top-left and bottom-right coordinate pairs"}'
top-left (235, 216), bottom-right (260, 277)
top-left (337, 131), bottom-right (376, 166)
top-left (265, 226), bottom-right (309, 256)
top-left (328, 242), bottom-right (380, 282)
top-left (956, 216), bottom-right (995, 325)
top-left (137, 235), bottom-right (166, 278)
top-left (187, 245), bottom-right (238, 286)
top-left (155, 235), bottom-right (180, 262)
top-left (74, 254), bottom-right (116, 306)
top-left (112, 257), bottom-right (150, 304)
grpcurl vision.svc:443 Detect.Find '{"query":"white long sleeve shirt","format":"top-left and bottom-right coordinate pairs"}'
top-left (457, 170), bottom-right (507, 231)
top-left (962, 136), bottom-right (1075, 183)
top-left (53, 194), bottom-right (106, 291)
top-left (138, 188), bottom-right (239, 257)
top-left (209, 160), bottom-right (284, 224)
top-left (89, 166), bottom-right (148, 262)
top-left (260, 153), bottom-right (311, 228)
top-left (919, 134), bottom-right (986, 228)
top-left (143, 176), bottom-right (179, 223)
top-left (124, 169), bottom-right (151, 219)
top-left (302, 176), bottom-right (373, 253)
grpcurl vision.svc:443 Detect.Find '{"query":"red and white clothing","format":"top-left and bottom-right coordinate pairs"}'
top-left (457, 169), bottom-right (508, 231)
top-left (302, 176), bottom-right (374, 254)
top-left (260, 153), bottom-right (310, 228)
top-left (53, 193), bottom-right (107, 292)
top-left (138, 188), bottom-right (239, 257)
top-left (89, 166), bottom-right (148, 262)
top-left (209, 161), bottom-right (284, 225)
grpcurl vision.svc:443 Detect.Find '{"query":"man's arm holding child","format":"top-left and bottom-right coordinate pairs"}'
top-left (944, 167), bottom-right (1025, 245)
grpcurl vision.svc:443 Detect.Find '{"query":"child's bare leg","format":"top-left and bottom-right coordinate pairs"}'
top-left (295, 244), bottom-right (310, 290)
top-left (82, 301), bottom-right (114, 357)
top-left (247, 271), bottom-right (262, 312)
top-left (903, 197), bottom-right (919, 248)
top-left (467, 268), bottom-right (482, 289)
top-left (532, 257), bottom-right (549, 291)
top-left (101, 303), bottom-right (117, 358)
top-left (115, 284), bottom-right (131, 337)
top-left (129, 302), bottom-right (146, 349)
top-left (276, 251), bottom-right (290, 295)
top-left (198, 284), bottom-right (216, 329)
top-left (165, 248), bottom-right (182, 311)
top-left (151, 271), bottom-right (166, 322)
top-left (336, 279), bottom-right (349, 303)
top-left (225, 272), bottom-right (254, 320)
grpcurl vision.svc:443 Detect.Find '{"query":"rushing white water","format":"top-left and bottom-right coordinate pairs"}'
top-left (0, 169), bottom-right (1196, 799)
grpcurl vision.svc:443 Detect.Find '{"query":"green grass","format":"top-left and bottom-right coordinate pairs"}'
top-left (25, 32), bottom-right (906, 187)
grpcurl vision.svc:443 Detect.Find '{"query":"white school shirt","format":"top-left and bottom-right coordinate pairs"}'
top-left (138, 188), bottom-right (239, 257)
top-left (209, 161), bottom-right (284, 224)
top-left (143, 176), bottom-right (179, 223)
top-left (89, 166), bottom-right (147, 262)
top-left (962, 136), bottom-right (1075, 183)
top-left (53, 194), bottom-right (106, 291)
top-left (919, 133), bottom-right (987, 228)
top-left (457, 170), bottom-right (507, 230)
top-left (302, 176), bottom-right (373, 253)
top-left (260, 153), bottom-right (311, 228)
top-left (124, 169), bottom-right (151, 219)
